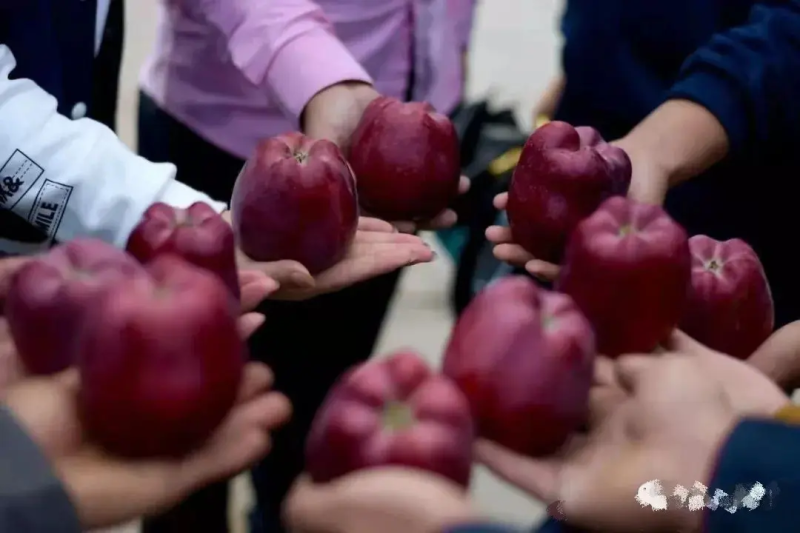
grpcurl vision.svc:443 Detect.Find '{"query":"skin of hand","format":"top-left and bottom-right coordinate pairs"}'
top-left (746, 320), bottom-right (800, 390)
top-left (284, 469), bottom-right (478, 533)
top-left (227, 215), bottom-right (435, 301)
top-left (531, 74), bottom-right (565, 125)
top-left (475, 350), bottom-right (766, 532)
top-left (302, 81), bottom-right (470, 233)
top-left (4, 362), bottom-right (291, 530)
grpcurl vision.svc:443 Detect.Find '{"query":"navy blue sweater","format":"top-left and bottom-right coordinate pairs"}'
top-left (555, 0), bottom-right (800, 327)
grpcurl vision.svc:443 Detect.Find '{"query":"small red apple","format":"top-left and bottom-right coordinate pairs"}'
top-left (348, 96), bottom-right (460, 221)
top-left (680, 235), bottom-right (774, 359)
top-left (126, 201), bottom-right (239, 300)
top-left (78, 254), bottom-right (244, 458)
top-left (231, 132), bottom-right (358, 274)
top-left (556, 196), bottom-right (691, 357)
top-left (507, 121), bottom-right (631, 263)
top-left (5, 239), bottom-right (143, 375)
top-left (305, 350), bottom-right (474, 486)
top-left (442, 276), bottom-right (595, 457)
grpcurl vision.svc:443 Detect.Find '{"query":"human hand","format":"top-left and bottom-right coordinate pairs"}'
top-left (284, 469), bottom-right (477, 533)
top-left (475, 352), bottom-right (747, 532)
top-left (747, 321), bottom-right (800, 391)
top-left (303, 81), bottom-right (381, 154)
top-left (232, 216), bottom-right (434, 301)
top-left (5, 362), bottom-right (291, 529)
top-left (611, 136), bottom-right (670, 206)
top-left (485, 192), bottom-right (561, 281)
top-left (382, 176), bottom-right (471, 234)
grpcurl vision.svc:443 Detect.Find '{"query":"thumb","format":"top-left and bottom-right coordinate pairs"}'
top-left (748, 321), bottom-right (800, 388)
top-left (259, 260), bottom-right (315, 289)
top-left (661, 329), bottom-right (707, 355)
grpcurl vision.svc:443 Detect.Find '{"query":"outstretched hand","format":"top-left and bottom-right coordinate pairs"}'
top-left (234, 217), bottom-right (434, 301)
top-left (485, 192), bottom-right (560, 281)
top-left (5, 362), bottom-right (291, 530)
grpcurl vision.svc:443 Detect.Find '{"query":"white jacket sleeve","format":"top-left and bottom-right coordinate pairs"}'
top-left (0, 45), bottom-right (228, 254)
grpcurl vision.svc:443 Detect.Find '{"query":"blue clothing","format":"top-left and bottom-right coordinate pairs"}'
top-left (555, 0), bottom-right (800, 328)
top-left (0, 0), bottom-right (96, 119)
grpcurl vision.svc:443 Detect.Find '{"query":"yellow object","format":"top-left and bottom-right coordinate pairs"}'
top-left (488, 147), bottom-right (523, 177)
top-left (535, 114), bottom-right (551, 129)
top-left (773, 404), bottom-right (800, 425)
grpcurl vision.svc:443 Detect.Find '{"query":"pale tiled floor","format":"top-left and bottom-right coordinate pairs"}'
top-left (105, 2), bottom-right (562, 531)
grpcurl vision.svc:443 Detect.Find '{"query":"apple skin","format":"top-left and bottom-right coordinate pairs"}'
top-left (5, 239), bottom-right (144, 375)
top-left (556, 196), bottom-right (692, 357)
top-left (78, 254), bottom-right (244, 458)
top-left (348, 96), bottom-right (461, 221)
top-left (507, 121), bottom-right (632, 263)
top-left (126, 201), bottom-right (240, 300)
top-left (305, 350), bottom-right (474, 486)
top-left (679, 235), bottom-right (774, 359)
top-left (231, 132), bottom-right (358, 274)
top-left (442, 276), bottom-right (595, 457)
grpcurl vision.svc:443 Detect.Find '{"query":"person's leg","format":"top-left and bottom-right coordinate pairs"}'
top-left (137, 91), bottom-right (243, 533)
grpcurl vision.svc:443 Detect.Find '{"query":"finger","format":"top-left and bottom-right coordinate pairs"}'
top-left (391, 221), bottom-right (417, 234)
top-left (593, 356), bottom-right (618, 387)
top-left (357, 217), bottom-right (396, 233)
top-left (485, 225), bottom-right (513, 245)
top-left (417, 209), bottom-right (458, 231)
top-left (525, 260), bottom-right (560, 281)
top-left (493, 243), bottom-right (534, 267)
top-left (458, 175), bottom-right (471, 194)
top-left (325, 244), bottom-right (434, 290)
top-left (474, 439), bottom-right (561, 502)
top-left (614, 354), bottom-right (655, 394)
top-left (237, 312), bottom-right (266, 339)
top-left (283, 475), bottom-right (330, 529)
top-left (239, 273), bottom-right (279, 313)
top-left (237, 362), bottom-right (274, 403)
top-left (255, 261), bottom-right (315, 290)
top-left (54, 368), bottom-right (81, 392)
top-left (662, 329), bottom-right (706, 355)
top-left (352, 230), bottom-right (429, 245)
top-left (242, 391), bottom-right (292, 431)
top-left (493, 192), bottom-right (508, 210)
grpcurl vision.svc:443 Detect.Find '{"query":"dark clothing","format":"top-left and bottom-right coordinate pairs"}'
top-left (556, 0), bottom-right (800, 328)
top-left (138, 92), bottom-right (402, 532)
top-left (0, 407), bottom-right (81, 533)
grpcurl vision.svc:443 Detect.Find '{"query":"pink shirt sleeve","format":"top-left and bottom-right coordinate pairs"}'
top-left (450, 0), bottom-right (477, 50)
top-left (197, 0), bottom-right (373, 125)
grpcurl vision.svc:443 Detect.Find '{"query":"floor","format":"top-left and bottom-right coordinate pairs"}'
top-left (104, 1), bottom-right (563, 531)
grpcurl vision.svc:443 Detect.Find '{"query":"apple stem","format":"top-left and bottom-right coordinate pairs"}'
top-left (382, 401), bottom-right (416, 431)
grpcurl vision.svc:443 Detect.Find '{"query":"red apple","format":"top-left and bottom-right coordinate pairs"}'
top-left (442, 276), bottom-right (595, 457)
top-left (305, 350), bottom-right (474, 486)
top-left (126, 201), bottom-right (240, 300)
top-left (507, 121), bottom-right (631, 263)
top-left (231, 132), bottom-right (358, 274)
top-left (78, 254), bottom-right (244, 458)
top-left (348, 96), bottom-right (460, 221)
top-left (680, 235), bottom-right (774, 359)
top-left (5, 239), bottom-right (143, 375)
top-left (556, 196), bottom-right (691, 357)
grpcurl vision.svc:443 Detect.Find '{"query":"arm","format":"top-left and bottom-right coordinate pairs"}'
top-left (0, 46), bottom-right (225, 250)
top-left (196, 0), bottom-right (373, 127)
top-left (705, 419), bottom-right (800, 532)
top-left (0, 407), bottom-right (81, 533)
top-left (617, 0), bottom-right (800, 204)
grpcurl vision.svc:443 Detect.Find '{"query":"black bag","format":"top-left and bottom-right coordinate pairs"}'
top-left (440, 101), bottom-right (530, 315)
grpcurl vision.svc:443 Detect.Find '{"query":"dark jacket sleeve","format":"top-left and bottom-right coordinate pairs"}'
top-left (0, 406), bottom-right (81, 533)
top-left (668, 1), bottom-right (800, 156)
top-left (705, 418), bottom-right (800, 532)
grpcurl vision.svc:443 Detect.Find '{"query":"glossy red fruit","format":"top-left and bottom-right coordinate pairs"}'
top-left (348, 96), bottom-right (460, 221)
top-left (680, 235), bottom-right (774, 359)
top-left (5, 239), bottom-right (143, 375)
top-left (78, 255), bottom-right (244, 458)
top-left (507, 121), bottom-right (631, 263)
top-left (443, 276), bottom-right (595, 457)
top-left (231, 132), bottom-right (358, 274)
top-left (126, 201), bottom-right (240, 300)
top-left (306, 350), bottom-right (474, 486)
top-left (557, 196), bottom-right (691, 357)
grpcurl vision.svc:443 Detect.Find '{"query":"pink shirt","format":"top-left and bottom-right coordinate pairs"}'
top-left (140, 0), bottom-right (476, 161)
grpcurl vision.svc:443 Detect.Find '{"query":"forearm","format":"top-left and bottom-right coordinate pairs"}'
top-left (197, 0), bottom-right (372, 126)
top-left (0, 45), bottom-right (224, 251)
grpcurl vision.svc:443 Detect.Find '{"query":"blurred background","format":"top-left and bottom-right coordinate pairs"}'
top-left (109, 1), bottom-right (562, 531)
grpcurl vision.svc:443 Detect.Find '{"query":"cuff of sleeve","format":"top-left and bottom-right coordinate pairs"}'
top-left (158, 179), bottom-right (228, 214)
top-left (443, 523), bottom-right (522, 533)
top-left (668, 69), bottom-right (749, 155)
top-left (263, 28), bottom-right (373, 127)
